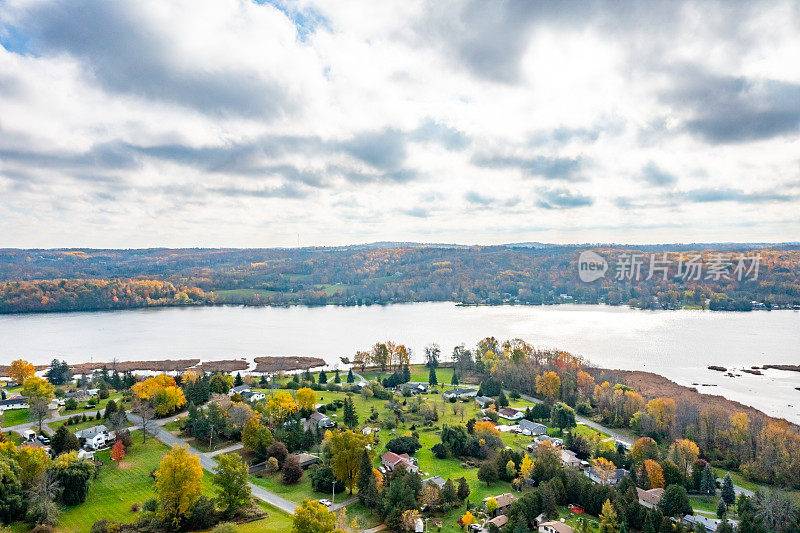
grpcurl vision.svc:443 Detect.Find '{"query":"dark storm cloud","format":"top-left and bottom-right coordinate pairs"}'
top-left (472, 154), bottom-right (584, 181)
top-left (640, 162), bottom-right (677, 187)
top-left (10, 1), bottom-right (295, 118)
top-left (665, 69), bottom-right (800, 143)
top-left (536, 188), bottom-right (593, 210)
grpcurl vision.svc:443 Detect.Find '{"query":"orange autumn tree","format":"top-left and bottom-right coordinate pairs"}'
top-left (643, 459), bottom-right (665, 488)
top-left (110, 440), bottom-right (126, 465)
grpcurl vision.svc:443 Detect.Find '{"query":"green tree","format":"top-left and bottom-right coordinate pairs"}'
top-left (497, 391), bottom-right (509, 408)
top-left (429, 367), bottom-right (438, 387)
top-left (319, 370), bottom-right (328, 384)
top-left (721, 473), bottom-right (736, 506)
top-left (343, 396), bottom-right (358, 429)
top-left (550, 402), bottom-right (577, 433)
top-left (214, 453), bottom-right (252, 517)
top-left (457, 477), bottom-right (470, 501)
top-left (717, 498), bottom-right (727, 519)
top-left (327, 430), bottom-right (371, 494)
top-left (700, 463), bottom-right (716, 496)
top-left (51, 424), bottom-right (80, 456)
top-left (659, 485), bottom-right (692, 517)
top-left (347, 369), bottom-right (355, 383)
top-left (478, 461), bottom-right (499, 486)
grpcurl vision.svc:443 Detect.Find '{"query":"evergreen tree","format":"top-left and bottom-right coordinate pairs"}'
top-left (721, 473), bottom-right (735, 505)
top-left (343, 396), bottom-right (358, 429)
top-left (402, 365), bottom-right (411, 383)
top-left (319, 370), bottom-right (328, 384)
top-left (498, 391), bottom-right (509, 407)
top-left (347, 369), bottom-right (355, 383)
top-left (717, 498), bottom-right (727, 519)
top-left (334, 370), bottom-right (341, 383)
top-left (357, 450), bottom-right (374, 502)
top-left (452, 373), bottom-right (459, 385)
top-left (441, 478), bottom-right (457, 504)
top-left (234, 372), bottom-right (244, 387)
top-left (457, 477), bottom-right (470, 502)
top-left (293, 373), bottom-right (300, 383)
top-left (104, 399), bottom-right (117, 419)
top-left (700, 463), bottom-right (716, 496)
top-left (429, 367), bottom-right (438, 387)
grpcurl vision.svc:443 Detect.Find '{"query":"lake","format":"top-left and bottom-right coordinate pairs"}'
top-left (1, 303), bottom-right (799, 423)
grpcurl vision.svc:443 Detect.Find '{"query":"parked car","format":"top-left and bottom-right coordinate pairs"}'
top-left (318, 499), bottom-right (332, 507)
top-left (37, 435), bottom-right (50, 444)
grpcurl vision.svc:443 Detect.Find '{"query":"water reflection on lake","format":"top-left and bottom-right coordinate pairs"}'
top-left (1, 303), bottom-right (798, 422)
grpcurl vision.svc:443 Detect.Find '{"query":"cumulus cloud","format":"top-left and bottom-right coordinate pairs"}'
top-left (1, 0), bottom-right (799, 247)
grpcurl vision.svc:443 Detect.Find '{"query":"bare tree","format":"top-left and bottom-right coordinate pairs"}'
top-left (27, 471), bottom-right (61, 526)
top-left (30, 397), bottom-right (50, 433)
top-left (132, 397), bottom-right (156, 443)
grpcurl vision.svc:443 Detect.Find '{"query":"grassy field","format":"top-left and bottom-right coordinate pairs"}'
top-left (360, 365), bottom-right (457, 385)
top-left (55, 430), bottom-right (216, 533)
top-left (2, 408), bottom-right (30, 427)
top-left (250, 472), bottom-right (351, 506)
top-left (48, 417), bottom-right (132, 434)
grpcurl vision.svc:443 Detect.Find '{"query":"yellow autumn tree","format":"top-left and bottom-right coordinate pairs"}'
top-left (296, 387), bottom-right (317, 413)
top-left (576, 370), bottom-right (595, 398)
top-left (264, 391), bottom-right (297, 425)
top-left (669, 438), bottom-right (699, 478)
top-left (401, 510), bottom-right (421, 533)
top-left (592, 457), bottom-right (617, 485)
top-left (536, 371), bottom-right (561, 402)
top-left (520, 454), bottom-right (534, 479)
top-left (646, 397), bottom-right (677, 435)
top-left (132, 374), bottom-right (178, 400)
top-left (461, 511), bottom-right (475, 528)
top-left (9, 359), bottom-right (35, 385)
top-left (631, 437), bottom-right (659, 465)
top-left (155, 445), bottom-right (203, 527)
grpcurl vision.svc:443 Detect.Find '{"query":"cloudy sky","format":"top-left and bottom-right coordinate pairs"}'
top-left (1, 0), bottom-right (799, 248)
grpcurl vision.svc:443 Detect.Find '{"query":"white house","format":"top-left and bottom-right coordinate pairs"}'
top-left (0, 396), bottom-right (29, 412)
top-left (443, 388), bottom-right (477, 400)
top-left (497, 408), bottom-right (523, 420)
top-left (242, 390), bottom-right (265, 402)
top-left (76, 425), bottom-right (111, 450)
top-left (538, 521), bottom-right (574, 533)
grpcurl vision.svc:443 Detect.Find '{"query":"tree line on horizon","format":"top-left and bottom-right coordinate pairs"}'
top-left (1, 246), bottom-right (799, 313)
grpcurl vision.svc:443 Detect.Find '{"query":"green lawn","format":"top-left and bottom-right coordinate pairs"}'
top-left (2, 408), bottom-right (30, 427)
top-left (360, 365), bottom-right (457, 385)
top-left (250, 472), bottom-right (351, 506)
top-left (48, 417), bottom-right (131, 434)
top-left (55, 430), bottom-right (216, 533)
top-left (234, 503), bottom-right (294, 533)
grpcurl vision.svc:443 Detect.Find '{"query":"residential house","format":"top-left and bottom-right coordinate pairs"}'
top-left (636, 487), bottom-right (664, 509)
top-left (292, 453), bottom-right (320, 469)
top-left (535, 435), bottom-right (564, 447)
top-left (76, 425), bottom-right (110, 450)
top-left (560, 449), bottom-right (584, 469)
top-left (475, 396), bottom-right (494, 408)
top-left (584, 466), bottom-right (628, 486)
top-left (682, 515), bottom-right (737, 532)
top-left (538, 521), bottom-right (574, 533)
top-left (423, 476), bottom-right (446, 489)
top-left (443, 388), bottom-right (477, 400)
top-left (381, 451), bottom-right (418, 473)
top-left (483, 493), bottom-right (517, 516)
top-left (497, 408), bottom-right (523, 420)
top-left (519, 419), bottom-right (547, 436)
top-left (0, 396), bottom-right (28, 412)
top-left (242, 390), bottom-right (265, 402)
top-left (85, 388), bottom-right (100, 397)
top-left (402, 382), bottom-right (429, 394)
top-left (309, 411), bottom-right (335, 428)
top-left (229, 385), bottom-right (250, 396)
top-left (485, 515), bottom-right (508, 531)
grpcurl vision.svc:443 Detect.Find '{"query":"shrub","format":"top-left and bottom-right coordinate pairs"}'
top-left (432, 443), bottom-right (448, 459)
top-left (266, 456), bottom-right (279, 474)
top-left (65, 398), bottom-right (78, 410)
top-left (98, 389), bottom-right (110, 400)
top-left (142, 498), bottom-right (157, 513)
top-left (130, 502), bottom-right (140, 512)
top-left (185, 495), bottom-right (218, 530)
top-left (267, 441), bottom-right (288, 465)
top-left (386, 436), bottom-right (421, 455)
top-left (281, 455), bottom-right (303, 484)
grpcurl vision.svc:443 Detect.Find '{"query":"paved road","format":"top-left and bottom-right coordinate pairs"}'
top-left (126, 412), bottom-right (299, 514)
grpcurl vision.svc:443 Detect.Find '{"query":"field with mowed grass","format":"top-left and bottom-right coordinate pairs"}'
top-left (54, 431), bottom-right (217, 533)
top-left (2, 408), bottom-right (30, 427)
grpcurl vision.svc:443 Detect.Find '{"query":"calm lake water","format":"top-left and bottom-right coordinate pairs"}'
top-left (1, 303), bottom-right (799, 423)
